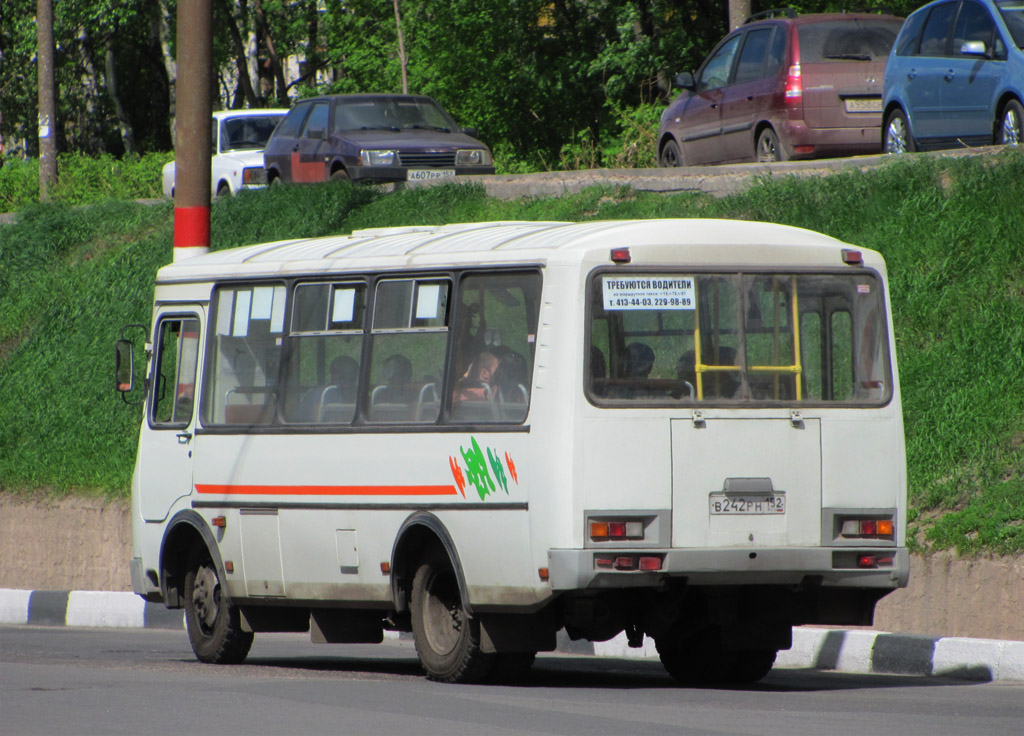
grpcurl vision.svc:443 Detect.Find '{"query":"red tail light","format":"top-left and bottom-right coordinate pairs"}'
top-left (785, 64), bottom-right (802, 107)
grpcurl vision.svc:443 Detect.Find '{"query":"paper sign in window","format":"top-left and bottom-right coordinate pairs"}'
top-left (332, 287), bottom-right (356, 323)
top-left (416, 284), bottom-right (440, 319)
top-left (233, 291), bottom-right (252, 337)
top-left (602, 275), bottom-right (695, 311)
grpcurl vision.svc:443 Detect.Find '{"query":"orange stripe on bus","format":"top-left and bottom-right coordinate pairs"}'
top-left (194, 484), bottom-right (458, 496)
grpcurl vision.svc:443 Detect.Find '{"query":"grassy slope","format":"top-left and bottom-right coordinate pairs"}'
top-left (1, 151), bottom-right (1021, 555)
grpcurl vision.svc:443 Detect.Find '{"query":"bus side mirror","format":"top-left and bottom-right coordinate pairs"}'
top-left (116, 339), bottom-right (134, 393)
top-left (116, 323), bottom-right (148, 406)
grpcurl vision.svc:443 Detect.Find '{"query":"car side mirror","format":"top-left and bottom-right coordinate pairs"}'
top-left (673, 72), bottom-right (696, 91)
top-left (960, 40), bottom-right (987, 56)
top-left (461, 127), bottom-right (479, 138)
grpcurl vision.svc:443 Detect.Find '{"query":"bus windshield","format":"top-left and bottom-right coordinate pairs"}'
top-left (588, 270), bottom-right (891, 405)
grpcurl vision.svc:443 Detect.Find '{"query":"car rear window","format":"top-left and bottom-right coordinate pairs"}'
top-left (797, 19), bottom-right (903, 62)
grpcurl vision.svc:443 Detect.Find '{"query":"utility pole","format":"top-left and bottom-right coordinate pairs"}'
top-left (37, 0), bottom-right (58, 200)
top-left (173, 0), bottom-right (213, 261)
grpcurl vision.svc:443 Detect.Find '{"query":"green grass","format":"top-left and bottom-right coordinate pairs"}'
top-left (1, 152), bottom-right (1022, 554)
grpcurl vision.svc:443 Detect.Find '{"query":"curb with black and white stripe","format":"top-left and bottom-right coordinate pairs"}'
top-left (3, 588), bottom-right (1022, 682)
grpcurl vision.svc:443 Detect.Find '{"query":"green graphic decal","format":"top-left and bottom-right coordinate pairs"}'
top-left (449, 437), bottom-right (518, 501)
top-left (461, 437), bottom-right (496, 500)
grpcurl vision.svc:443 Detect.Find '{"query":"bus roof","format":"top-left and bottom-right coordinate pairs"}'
top-left (156, 219), bottom-right (863, 284)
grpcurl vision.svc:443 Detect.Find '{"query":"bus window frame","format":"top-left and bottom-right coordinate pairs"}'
top-left (195, 266), bottom-right (544, 435)
top-left (583, 265), bottom-right (894, 410)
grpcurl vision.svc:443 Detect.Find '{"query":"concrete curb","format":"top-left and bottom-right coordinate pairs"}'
top-left (4, 588), bottom-right (1022, 682)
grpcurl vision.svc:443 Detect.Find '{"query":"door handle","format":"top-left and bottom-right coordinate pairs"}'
top-left (944, 69), bottom-right (955, 82)
top-left (710, 103), bottom-right (719, 109)
top-left (906, 69), bottom-right (917, 80)
top-left (176, 432), bottom-right (192, 445)
top-left (746, 96), bottom-right (754, 102)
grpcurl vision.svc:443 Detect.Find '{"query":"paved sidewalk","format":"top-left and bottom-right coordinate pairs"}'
top-left (4, 587), bottom-right (1023, 682)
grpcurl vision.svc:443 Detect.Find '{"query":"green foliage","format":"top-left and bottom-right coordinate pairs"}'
top-left (0, 152), bottom-right (172, 210)
top-left (2, 152), bottom-right (1022, 556)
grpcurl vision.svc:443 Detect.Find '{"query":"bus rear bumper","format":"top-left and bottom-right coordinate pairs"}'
top-left (547, 547), bottom-right (909, 591)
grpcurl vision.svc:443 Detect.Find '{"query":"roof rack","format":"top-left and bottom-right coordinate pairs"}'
top-left (744, 8), bottom-right (798, 23)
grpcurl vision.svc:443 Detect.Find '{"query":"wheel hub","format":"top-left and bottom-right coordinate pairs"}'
top-left (192, 565), bottom-right (220, 630)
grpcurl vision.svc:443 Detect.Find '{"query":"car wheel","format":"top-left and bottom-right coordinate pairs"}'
top-left (184, 554), bottom-right (253, 664)
top-left (215, 183), bottom-right (231, 198)
top-left (330, 168), bottom-right (350, 182)
top-left (997, 99), bottom-right (1023, 146)
top-left (659, 139), bottom-right (683, 167)
top-left (884, 109), bottom-right (915, 154)
top-left (410, 551), bottom-right (494, 683)
top-left (756, 128), bottom-right (787, 163)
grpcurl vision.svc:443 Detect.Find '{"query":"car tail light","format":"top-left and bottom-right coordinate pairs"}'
top-left (842, 249), bottom-right (864, 265)
top-left (785, 64), bottom-right (802, 106)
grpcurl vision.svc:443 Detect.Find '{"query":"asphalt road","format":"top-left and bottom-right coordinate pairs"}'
top-left (2, 626), bottom-right (1022, 736)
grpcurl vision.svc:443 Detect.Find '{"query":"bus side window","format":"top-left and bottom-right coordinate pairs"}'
top-left (368, 279), bottom-right (450, 424)
top-left (151, 317), bottom-right (201, 427)
top-left (204, 285), bottom-right (286, 426)
top-left (449, 272), bottom-right (541, 424)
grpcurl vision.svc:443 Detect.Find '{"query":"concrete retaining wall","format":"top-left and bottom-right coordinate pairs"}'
top-left (2, 494), bottom-right (1021, 641)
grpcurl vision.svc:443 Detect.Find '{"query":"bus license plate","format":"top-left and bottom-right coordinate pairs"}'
top-left (407, 169), bottom-right (456, 181)
top-left (709, 493), bottom-right (786, 515)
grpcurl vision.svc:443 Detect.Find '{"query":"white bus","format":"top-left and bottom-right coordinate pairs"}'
top-left (117, 219), bottom-right (908, 684)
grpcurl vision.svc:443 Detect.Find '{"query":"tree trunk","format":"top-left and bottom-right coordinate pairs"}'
top-left (105, 47), bottom-right (137, 154)
top-left (75, 26), bottom-right (107, 153)
top-left (393, 0), bottom-right (408, 94)
top-left (254, 0), bottom-right (288, 105)
top-left (729, 0), bottom-right (751, 30)
top-left (158, 0), bottom-right (178, 118)
top-left (220, 0), bottom-right (258, 107)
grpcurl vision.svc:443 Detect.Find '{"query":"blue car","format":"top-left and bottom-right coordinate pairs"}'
top-left (882, 0), bottom-right (1024, 152)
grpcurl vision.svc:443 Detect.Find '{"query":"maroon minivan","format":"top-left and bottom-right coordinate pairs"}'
top-left (657, 10), bottom-right (904, 166)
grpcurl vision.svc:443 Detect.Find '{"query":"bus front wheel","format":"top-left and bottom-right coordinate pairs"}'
top-left (410, 553), bottom-right (494, 683)
top-left (184, 556), bottom-right (253, 664)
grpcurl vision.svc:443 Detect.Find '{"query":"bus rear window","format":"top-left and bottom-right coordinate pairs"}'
top-left (588, 271), bottom-right (891, 405)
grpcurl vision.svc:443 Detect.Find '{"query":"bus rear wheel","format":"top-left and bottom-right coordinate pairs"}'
top-left (728, 649), bottom-right (777, 683)
top-left (184, 556), bottom-right (253, 664)
top-left (656, 628), bottom-right (736, 685)
top-left (410, 552), bottom-right (494, 683)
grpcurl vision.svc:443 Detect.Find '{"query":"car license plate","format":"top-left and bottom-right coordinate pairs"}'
top-left (844, 98), bottom-right (882, 113)
top-left (709, 493), bottom-right (786, 515)
top-left (407, 169), bottom-right (456, 181)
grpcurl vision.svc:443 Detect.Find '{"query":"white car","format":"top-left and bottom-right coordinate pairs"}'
top-left (162, 109), bottom-right (288, 198)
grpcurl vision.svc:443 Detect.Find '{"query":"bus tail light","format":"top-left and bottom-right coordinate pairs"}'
top-left (839, 517), bottom-right (895, 540)
top-left (638, 556), bottom-right (663, 571)
top-left (858, 554), bottom-right (894, 569)
top-left (590, 518), bottom-right (645, 541)
top-left (594, 554), bottom-right (664, 571)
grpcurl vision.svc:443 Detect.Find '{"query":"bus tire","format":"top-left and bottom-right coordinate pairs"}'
top-left (184, 556), bottom-right (253, 664)
top-left (656, 628), bottom-right (736, 685)
top-left (728, 649), bottom-right (777, 683)
top-left (410, 552), bottom-right (494, 683)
